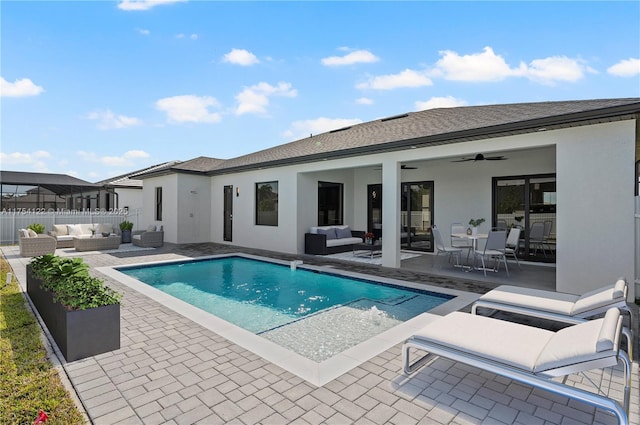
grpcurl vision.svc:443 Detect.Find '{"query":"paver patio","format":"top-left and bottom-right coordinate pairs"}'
top-left (3, 243), bottom-right (638, 425)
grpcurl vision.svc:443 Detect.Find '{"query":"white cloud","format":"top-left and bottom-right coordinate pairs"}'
top-left (321, 49), bottom-right (380, 66)
top-left (0, 150), bottom-right (50, 171)
top-left (434, 46), bottom-right (523, 82)
top-left (176, 33), bottom-right (198, 40)
top-left (118, 0), bottom-right (186, 11)
top-left (85, 109), bottom-right (142, 130)
top-left (1, 77), bottom-right (44, 97)
top-left (355, 97), bottom-right (374, 105)
top-left (434, 47), bottom-right (592, 85)
top-left (607, 58), bottom-right (640, 77)
top-left (156, 95), bottom-right (222, 123)
top-left (356, 69), bottom-right (432, 90)
top-left (526, 56), bottom-right (592, 85)
top-left (235, 82), bottom-right (297, 115)
top-left (77, 150), bottom-right (150, 167)
top-left (415, 96), bottom-right (468, 111)
top-left (137, 28), bottom-right (150, 35)
top-left (222, 48), bottom-right (260, 66)
top-left (283, 117), bottom-right (363, 141)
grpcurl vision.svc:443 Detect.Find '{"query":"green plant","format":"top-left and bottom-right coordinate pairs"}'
top-left (27, 223), bottom-right (45, 234)
top-left (29, 255), bottom-right (121, 310)
top-left (119, 220), bottom-right (133, 231)
top-left (468, 218), bottom-right (485, 227)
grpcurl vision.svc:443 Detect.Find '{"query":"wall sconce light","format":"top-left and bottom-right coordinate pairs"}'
top-left (236, 187), bottom-right (240, 197)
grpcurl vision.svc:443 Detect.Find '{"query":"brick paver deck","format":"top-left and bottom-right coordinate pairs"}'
top-left (4, 243), bottom-right (638, 425)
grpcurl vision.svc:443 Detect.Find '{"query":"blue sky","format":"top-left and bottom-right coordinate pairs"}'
top-left (2, 1), bottom-right (639, 182)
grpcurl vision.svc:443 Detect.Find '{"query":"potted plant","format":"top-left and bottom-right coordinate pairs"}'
top-left (468, 218), bottom-right (485, 236)
top-left (364, 232), bottom-right (375, 244)
top-left (119, 220), bottom-right (133, 243)
top-left (514, 216), bottom-right (524, 228)
top-left (27, 254), bottom-right (122, 362)
top-left (27, 223), bottom-right (46, 234)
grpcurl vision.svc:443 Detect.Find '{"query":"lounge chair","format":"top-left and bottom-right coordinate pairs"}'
top-left (403, 308), bottom-right (631, 425)
top-left (471, 279), bottom-right (634, 359)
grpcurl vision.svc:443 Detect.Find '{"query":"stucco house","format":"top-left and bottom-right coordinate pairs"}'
top-left (135, 98), bottom-right (640, 299)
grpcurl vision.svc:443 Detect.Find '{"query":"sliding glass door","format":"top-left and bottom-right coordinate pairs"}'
top-left (493, 174), bottom-right (556, 262)
top-left (401, 182), bottom-right (434, 252)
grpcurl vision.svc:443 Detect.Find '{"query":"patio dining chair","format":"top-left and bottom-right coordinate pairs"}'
top-left (529, 222), bottom-right (547, 257)
top-left (450, 222), bottom-right (472, 262)
top-left (473, 229), bottom-right (509, 277)
top-left (502, 227), bottom-right (522, 268)
top-left (432, 225), bottom-right (463, 268)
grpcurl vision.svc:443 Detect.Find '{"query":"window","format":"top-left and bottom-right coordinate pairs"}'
top-left (318, 181), bottom-right (343, 226)
top-left (155, 187), bottom-right (162, 221)
top-left (256, 181), bottom-right (278, 226)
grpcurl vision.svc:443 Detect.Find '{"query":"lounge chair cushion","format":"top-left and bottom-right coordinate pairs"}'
top-left (534, 309), bottom-right (620, 372)
top-left (411, 312), bottom-right (552, 372)
top-left (27, 229), bottom-right (38, 238)
top-left (571, 279), bottom-right (627, 315)
top-left (479, 285), bottom-right (578, 316)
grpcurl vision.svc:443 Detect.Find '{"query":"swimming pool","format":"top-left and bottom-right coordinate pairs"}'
top-left (100, 254), bottom-right (476, 385)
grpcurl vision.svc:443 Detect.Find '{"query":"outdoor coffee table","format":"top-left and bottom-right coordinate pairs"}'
top-left (73, 235), bottom-right (121, 252)
top-left (352, 242), bottom-right (382, 259)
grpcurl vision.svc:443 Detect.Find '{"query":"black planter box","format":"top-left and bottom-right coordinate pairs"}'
top-left (121, 230), bottom-right (132, 243)
top-left (26, 265), bottom-right (120, 362)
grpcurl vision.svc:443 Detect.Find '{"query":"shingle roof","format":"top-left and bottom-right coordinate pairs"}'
top-left (207, 98), bottom-right (640, 174)
top-left (95, 160), bottom-right (183, 187)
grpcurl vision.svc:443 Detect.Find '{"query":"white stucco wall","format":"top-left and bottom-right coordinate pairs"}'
top-left (139, 174), bottom-right (177, 243)
top-left (556, 121), bottom-right (636, 297)
top-left (175, 174), bottom-right (211, 244)
top-left (115, 188), bottom-right (143, 212)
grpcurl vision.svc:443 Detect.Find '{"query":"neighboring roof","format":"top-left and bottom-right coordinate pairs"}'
top-left (206, 98), bottom-right (640, 174)
top-left (136, 156), bottom-right (225, 179)
top-left (0, 171), bottom-right (101, 195)
top-left (95, 160), bottom-right (183, 188)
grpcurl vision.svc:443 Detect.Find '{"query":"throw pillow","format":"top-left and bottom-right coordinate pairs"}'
top-left (317, 228), bottom-right (337, 240)
top-left (52, 224), bottom-right (68, 235)
top-left (19, 229), bottom-right (29, 238)
top-left (335, 226), bottom-right (352, 239)
top-left (155, 225), bottom-right (163, 232)
top-left (27, 229), bottom-right (38, 238)
top-left (67, 224), bottom-right (83, 236)
top-left (147, 224), bottom-right (156, 232)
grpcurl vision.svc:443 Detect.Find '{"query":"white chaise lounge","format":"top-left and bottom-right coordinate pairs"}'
top-left (471, 279), bottom-right (634, 359)
top-left (403, 308), bottom-right (631, 425)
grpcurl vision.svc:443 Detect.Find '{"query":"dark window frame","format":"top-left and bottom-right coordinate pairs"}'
top-left (317, 181), bottom-right (344, 226)
top-left (255, 181), bottom-right (278, 226)
top-left (155, 187), bottom-right (163, 221)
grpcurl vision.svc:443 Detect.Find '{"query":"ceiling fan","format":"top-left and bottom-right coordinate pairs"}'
top-left (452, 153), bottom-right (507, 162)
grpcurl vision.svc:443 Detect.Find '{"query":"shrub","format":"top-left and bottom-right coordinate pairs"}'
top-left (29, 255), bottom-right (121, 310)
top-left (27, 223), bottom-right (45, 234)
top-left (119, 220), bottom-right (133, 231)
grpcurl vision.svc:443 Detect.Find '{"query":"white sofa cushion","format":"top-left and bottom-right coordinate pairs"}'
top-left (19, 229), bottom-right (29, 238)
top-left (67, 224), bottom-right (84, 235)
top-left (57, 235), bottom-right (74, 242)
top-left (326, 237), bottom-right (363, 247)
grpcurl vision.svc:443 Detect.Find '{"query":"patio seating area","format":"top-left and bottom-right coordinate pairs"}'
top-left (2, 242), bottom-right (638, 425)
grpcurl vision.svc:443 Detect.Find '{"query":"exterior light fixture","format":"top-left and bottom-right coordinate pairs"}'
top-left (236, 187), bottom-right (240, 197)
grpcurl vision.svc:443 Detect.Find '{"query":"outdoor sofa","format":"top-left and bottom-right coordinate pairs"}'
top-left (304, 225), bottom-right (364, 255)
top-left (48, 223), bottom-right (119, 248)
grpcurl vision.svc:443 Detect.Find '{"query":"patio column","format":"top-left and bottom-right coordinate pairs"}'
top-left (381, 159), bottom-right (401, 268)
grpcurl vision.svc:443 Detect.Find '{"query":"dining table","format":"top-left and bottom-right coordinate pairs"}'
top-left (451, 232), bottom-right (489, 271)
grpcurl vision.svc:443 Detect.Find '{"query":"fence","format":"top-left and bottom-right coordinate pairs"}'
top-left (0, 209), bottom-right (143, 245)
top-left (636, 197), bottom-right (640, 299)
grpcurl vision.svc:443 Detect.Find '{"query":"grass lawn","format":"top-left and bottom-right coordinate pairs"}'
top-left (0, 255), bottom-right (85, 425)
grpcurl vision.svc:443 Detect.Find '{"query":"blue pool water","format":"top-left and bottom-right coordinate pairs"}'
top-left (119, 256), bottom-right (453, 361)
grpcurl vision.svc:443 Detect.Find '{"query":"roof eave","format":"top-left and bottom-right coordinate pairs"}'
top-left (207, 105), bottom-right (640, 175)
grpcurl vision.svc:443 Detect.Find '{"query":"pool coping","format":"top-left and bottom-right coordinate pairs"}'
top-left (97, 252), bottom-right (479, 386)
